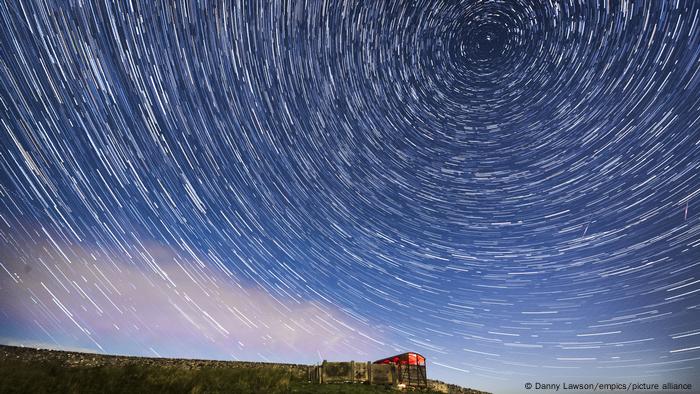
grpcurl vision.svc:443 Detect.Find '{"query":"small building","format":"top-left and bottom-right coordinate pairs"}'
top-left (374, 352), bottom-right (427, 388)
top-left (309, 351), bottom-right (428, 388)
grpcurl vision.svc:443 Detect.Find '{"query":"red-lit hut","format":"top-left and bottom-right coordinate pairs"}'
top-left (374, 352), bottom-right (427, 388)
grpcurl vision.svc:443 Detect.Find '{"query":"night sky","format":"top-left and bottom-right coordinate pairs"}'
top-left (1, 1), bottom-right (700, 392)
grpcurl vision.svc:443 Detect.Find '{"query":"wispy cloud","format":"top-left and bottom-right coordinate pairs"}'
top-left (0, 233), bottom-right (389, 363)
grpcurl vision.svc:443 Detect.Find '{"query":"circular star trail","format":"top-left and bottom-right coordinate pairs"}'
top-left (1, 0), bottom-right (699, 391)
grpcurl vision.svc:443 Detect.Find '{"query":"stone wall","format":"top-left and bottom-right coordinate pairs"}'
top-left (0, 344), bottom-right (310, 380)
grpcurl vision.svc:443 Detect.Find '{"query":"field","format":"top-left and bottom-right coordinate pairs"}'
top-left (0, 345), bottom-right (454, 394)
top-left (0, 359), bottom-right (449, 393)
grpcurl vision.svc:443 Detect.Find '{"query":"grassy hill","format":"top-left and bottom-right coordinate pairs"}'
top-left (0, 345), bottom-right (467, 394)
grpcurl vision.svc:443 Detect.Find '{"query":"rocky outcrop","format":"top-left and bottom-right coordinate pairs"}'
top-left (428, 379), bottom-right (491, 394)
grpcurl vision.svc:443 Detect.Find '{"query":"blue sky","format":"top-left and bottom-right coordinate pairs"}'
top-left (1, 1), bottom-right (699, 393)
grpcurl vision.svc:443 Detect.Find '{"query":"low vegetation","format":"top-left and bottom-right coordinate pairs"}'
top-left (0, 358), bottom-right (290, 393)
top-left (0, 358), bottom-right (447, 394)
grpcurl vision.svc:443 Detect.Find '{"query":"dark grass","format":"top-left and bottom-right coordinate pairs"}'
top-left (0, 358), bottom-right (445, 394)
top-left (0, 359), bottom-right (292, 394)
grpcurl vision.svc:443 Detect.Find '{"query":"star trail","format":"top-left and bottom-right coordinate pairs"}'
top-left (1, 0), bottom-right (699, 392)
